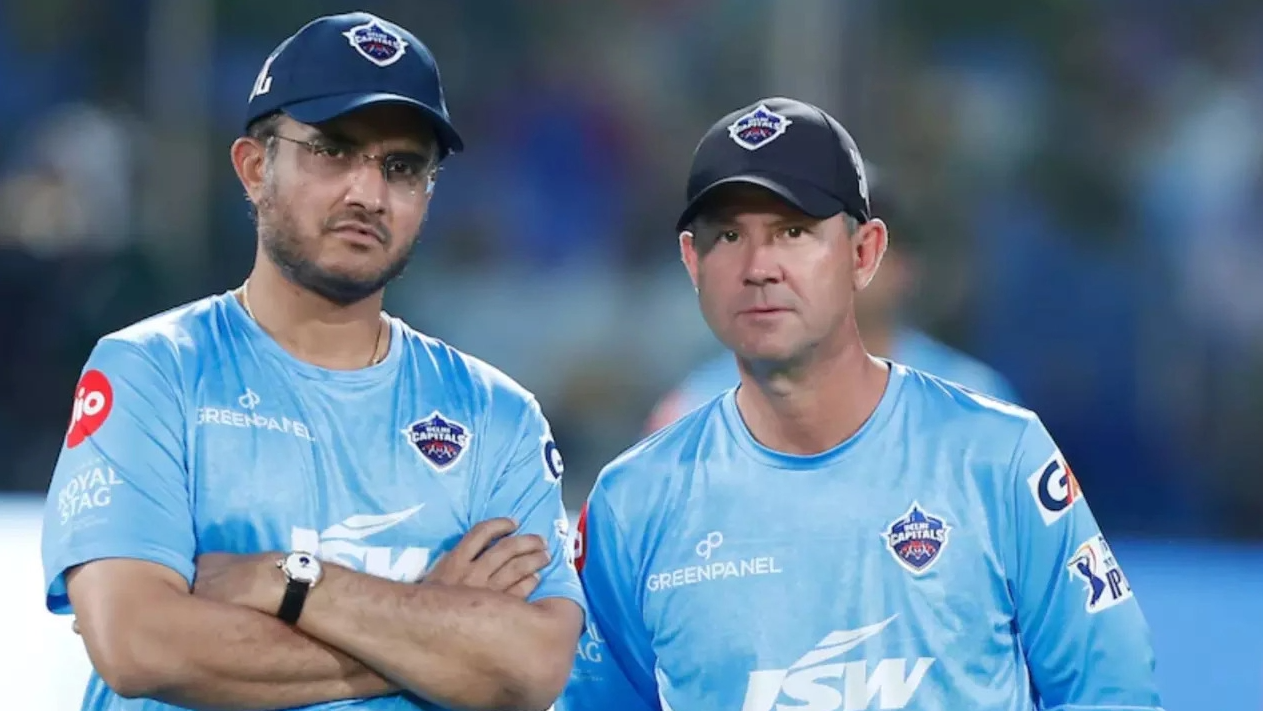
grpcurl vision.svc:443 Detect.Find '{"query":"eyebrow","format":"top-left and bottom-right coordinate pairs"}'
top-left (696, 212), bottom-right (819, 229)
top-left (312, 127), bottom-right (436, 159)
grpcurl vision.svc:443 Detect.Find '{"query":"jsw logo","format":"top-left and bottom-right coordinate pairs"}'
top-left (291, 504), bottom-right (431, 582)
top-left (740, 616), bottom-right (934, 711)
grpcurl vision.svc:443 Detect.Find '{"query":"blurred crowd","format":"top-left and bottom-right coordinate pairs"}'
top-left (1, 0), bottom-right (1261, 538)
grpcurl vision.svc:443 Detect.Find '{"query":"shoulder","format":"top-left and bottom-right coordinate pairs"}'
top-left (394, 320), bottom-right (543, 420)
top-left (87, 293), bottom-right (232, 386)
top-left (104, 293), bottom-right (228, 350)
top-left (592, 394), bottom-right (724, 517)
top-left (897, 330), bottom-right (1019, 404)
top-left (896, 364), bottom-right (1045, 473)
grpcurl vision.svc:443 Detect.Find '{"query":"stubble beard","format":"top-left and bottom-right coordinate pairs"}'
top-left (255, 183), bottom-right (418, 307)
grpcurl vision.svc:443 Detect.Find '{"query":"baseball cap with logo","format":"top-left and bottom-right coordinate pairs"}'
top-left (675, 97), bottom-right (870, 232)
top-left (244, 12), bottom-right (463, 159)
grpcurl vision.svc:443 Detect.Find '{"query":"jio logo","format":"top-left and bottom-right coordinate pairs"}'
top-left (67, 369), bottom-right (114, 448)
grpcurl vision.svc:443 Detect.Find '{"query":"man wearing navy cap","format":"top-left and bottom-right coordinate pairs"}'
top-left (42, 12), bottom-right (583, 711)
top-left (642, 162), bottom-right (1020, 435)
top-left (560, 98), bottom-right (1161, 710)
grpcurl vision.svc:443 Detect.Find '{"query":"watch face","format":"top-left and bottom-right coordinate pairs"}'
top-left (284, 552), bottom-right (322, 585)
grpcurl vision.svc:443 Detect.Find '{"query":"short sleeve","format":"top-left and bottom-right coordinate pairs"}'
top-left (1007, 417), bottom-right (1163, 710)
top-left (560, 610), bottom-right (658, 711)
top-left (560, 493), bottom-right (661, 710)
top-left (477, 395), bottom-right (586, 615)
top-left (40, 338), bottom-right (195, 614)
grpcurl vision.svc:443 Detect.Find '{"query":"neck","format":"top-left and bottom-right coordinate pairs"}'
top-left (734, 332), bottom-right (890, 456)
top-left (859, 319), bottom-right (897, 359)
top-left (239, 261), bottom-right (388, 371)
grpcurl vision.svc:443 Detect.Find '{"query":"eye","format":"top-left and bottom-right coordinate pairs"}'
top-left (718, 230), bottom-right (740, 244)
top-left (311, 143), bottom-right (346, 159)
top-left (784, 226), bottom-right (806, 238)
top-left (384, 155), bottom-right (423, 178)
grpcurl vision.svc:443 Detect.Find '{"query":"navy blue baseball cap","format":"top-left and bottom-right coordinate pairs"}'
top-left (244, 12), bottom-right (463, 158)
top-left (676, 97), bottom-right (870, 231)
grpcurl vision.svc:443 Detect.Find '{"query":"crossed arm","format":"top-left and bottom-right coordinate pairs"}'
top-left (68, 519), bottom-right (581, 711)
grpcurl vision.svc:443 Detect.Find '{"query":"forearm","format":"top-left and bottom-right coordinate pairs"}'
top-left (297, 566), bottom-right (573, 711)
top-left (107, 592), bottom-right (395, 709)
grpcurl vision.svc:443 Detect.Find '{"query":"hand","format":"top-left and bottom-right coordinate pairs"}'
top-left (193, 552), bottom-right (285, 614)
top-left (425, 518), bottom-right (550, 599)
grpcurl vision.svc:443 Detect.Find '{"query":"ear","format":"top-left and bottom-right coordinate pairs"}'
top-left (852, 218), bottom-right (889, 291)
top-left (230, 136), bottom-right (269, 204)
top-left (679, 231), bottom-right (700, 291)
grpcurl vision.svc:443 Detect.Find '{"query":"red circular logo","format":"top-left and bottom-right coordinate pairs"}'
top-left (66, 370), bottom-right (113, 448)
top-left (574, 503), bottom-right (589, 573)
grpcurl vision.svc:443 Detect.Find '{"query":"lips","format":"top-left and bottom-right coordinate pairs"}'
top-left (330, 222), bottom-right (384, 244)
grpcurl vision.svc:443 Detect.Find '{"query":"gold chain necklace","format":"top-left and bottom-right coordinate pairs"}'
top-left (240, 281), bottom-right (386, 367)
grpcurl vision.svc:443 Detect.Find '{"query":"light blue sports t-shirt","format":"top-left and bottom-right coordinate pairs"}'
top-left (41, 291), bottom-right (584, 711)
top-left (645, 328), bottom-right (1019, 433)
top-left (561, 363), bottom-right (1161, 711)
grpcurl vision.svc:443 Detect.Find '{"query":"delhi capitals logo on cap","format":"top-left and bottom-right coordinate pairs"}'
top-left (403, 411), bottom-right (471, 471)
top-left (343, 18), bottom-right (409, 67)
top-left (882, 502), bottom-right (951, 575)
top-left (727, 103), bottom-right (793, 151)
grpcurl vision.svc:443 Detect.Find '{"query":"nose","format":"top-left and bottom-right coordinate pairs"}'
top-left (742, 239), bottom-right (783, 286)
top-left (342, 159), bottom-right (388, 214)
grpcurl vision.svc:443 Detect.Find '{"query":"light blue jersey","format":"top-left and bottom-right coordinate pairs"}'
top-left (645, 329), bottom-right (1019, 433)
top-left (561, 363), bottom-right (1161, 711)
top-left (41, 292), bottom-right (584, 711)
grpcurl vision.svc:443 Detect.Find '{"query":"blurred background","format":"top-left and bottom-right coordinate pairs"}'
top-left (0, 0), bottom-right (1260, 708)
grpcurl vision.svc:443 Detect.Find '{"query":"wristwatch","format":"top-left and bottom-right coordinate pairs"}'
top-left (276, 551), bottom-right (323, 625)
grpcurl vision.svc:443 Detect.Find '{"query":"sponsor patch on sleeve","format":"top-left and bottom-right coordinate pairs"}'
top-left (574, 503), bottom-right (588, 573)
top-left (1026, 450), bottom-right (1081, 525)
top-left (1067, 533), bottom-right (1134, 613)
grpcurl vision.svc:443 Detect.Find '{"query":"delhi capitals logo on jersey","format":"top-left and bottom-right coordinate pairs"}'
top-left (882, 502), bottom-right (951, 575)
top-left (727, 103), bottom-right (793, 150)
top-left (403, 411), bottom-right (471, 471)
top-left (342, 18), bottom-right (409, 67)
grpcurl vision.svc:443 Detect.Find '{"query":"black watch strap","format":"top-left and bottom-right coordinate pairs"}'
top-left (277, 578), bottom-right (311, 625)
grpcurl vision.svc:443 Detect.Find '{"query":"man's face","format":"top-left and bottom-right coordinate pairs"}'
top-left (246, 104), bottom-right (440, 305)
top-left (680, 185), bottom-right (886, 367)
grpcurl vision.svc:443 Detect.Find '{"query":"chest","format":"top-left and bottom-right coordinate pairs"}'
top-left (638, 466), bottom-right (1013, 682)
top-left (184, 368), bottom-right (480, 581)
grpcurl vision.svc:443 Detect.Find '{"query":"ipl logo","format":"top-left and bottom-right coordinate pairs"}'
top-left (1067, 533), bottom-right (1134, 614)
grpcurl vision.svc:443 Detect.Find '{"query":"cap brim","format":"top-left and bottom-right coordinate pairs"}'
top-left (675, 173), bottom-right (847, 232)
top-left (282, 92), bottom-right (465, 157)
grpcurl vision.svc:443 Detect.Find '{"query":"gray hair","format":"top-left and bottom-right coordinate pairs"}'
top-left (246, 112), bottom-right (284, 165)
